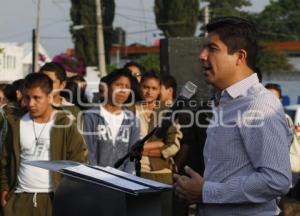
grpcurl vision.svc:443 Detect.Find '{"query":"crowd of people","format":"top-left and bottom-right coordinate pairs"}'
top-left (0, 16), bottom-right (298, 216)
top-left (0, 57), bottom-right (206, 215)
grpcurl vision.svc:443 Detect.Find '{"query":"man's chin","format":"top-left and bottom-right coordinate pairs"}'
top-left (204, 77), bottom-right (213, 85)
top-left (29, 112), bottom-right (39, 118)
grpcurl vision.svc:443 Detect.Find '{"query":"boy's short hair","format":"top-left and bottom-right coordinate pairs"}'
top-left (160, 75), bottom-right (177, 99)
top-left (24, 73), bottom-right (53, 94)
top-left (141, 71), bottom-right (161, 85)
top-left (265, 83), bottom-right (282, 99)
top-left (123, 61), bottom-right (144, 73)
top-left (104, 68), bottom-right (135, 87)
top-left (39, 62), bottom-right (67, 82)
top-left (4, 84), bottom-right (17, 102)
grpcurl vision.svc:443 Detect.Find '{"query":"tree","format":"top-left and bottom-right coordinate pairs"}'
top-left (257, 47), bottom-right (293, 73)
top-left (70, 0), bottom-right (115, 66)
top-left (255, 0), bottom-right (300, 41)
top-left (138, 54), bottom-right (160, 73)
top-left (154, 0), bottom-right (199, 37)
top-left (199, 0), bottom-right (296, 73)
top-left (251, 0), bottom-right (300, 72)
top-left (201, 0), bottom-right (252, 20)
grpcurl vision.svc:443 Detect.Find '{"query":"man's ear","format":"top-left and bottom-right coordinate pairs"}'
top-left (48, 93), bottom-right (54, 104)
top-left (236, 49), bottom-right (247, 65)
top-left (168, 87), bottom-right (173, 98)
top-left (16, 90), bottom-right (22, 100)
top-left (60, 80), bottom-right (66, 89)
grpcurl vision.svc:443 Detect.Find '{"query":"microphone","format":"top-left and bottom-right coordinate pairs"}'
top-left (155, 81), bottom-right (197, 138)
top-left (114, 81), bottom-right (197, 170)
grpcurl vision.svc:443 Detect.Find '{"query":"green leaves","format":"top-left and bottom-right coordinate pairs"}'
top-left (70, 0), bottom-right (115, 66)
top-left (138, 54), bottom-right (160, 73)
top-left (154, 0), bottom-right (199, 37)
top-left (257, 46), bottom-right (293, 73)
top-left (256, 0), bottom-right (300, 41)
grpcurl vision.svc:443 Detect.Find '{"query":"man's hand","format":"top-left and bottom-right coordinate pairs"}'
top-left (173, 166), bottom-right (204, 204)
top-left (1, 191), bottom-right (8, 208)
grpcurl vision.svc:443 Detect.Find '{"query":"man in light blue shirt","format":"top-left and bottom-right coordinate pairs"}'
top-left (174, 16), bottom-right (292, 215)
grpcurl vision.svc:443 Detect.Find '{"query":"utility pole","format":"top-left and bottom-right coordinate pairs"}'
top-left (32, 29), bottom-right (36, 73)
top-left (95, 0), bottom-right (106, 78)
top-left (34, 0), bottom-right (41, 72)
top-left (204, 6), bottom-right (210, 38)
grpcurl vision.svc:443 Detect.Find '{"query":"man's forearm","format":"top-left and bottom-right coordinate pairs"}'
top-left (203, 168), bottom-right (291, 204)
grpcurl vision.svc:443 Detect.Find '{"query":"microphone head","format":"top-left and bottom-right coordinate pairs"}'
top-left (179, 81), bottom-right (197, 99)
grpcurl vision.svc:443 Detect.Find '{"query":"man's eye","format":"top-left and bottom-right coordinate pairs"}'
top-left (208, 46), bottom-right (217, 51)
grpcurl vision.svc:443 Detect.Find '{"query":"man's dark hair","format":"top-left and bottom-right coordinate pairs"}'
top-left (141, 71), bottom-right (161, 85)
top-left (4, 84), bottom-right (17, 102)
top-left (0, 84), bottom-right (7, 91)
top-left (69, 75), bottom-right (86, 83)
top-left (205, 16), bottom-right (258, 71)
top-left (265, 83), bottom-right (282, 99)
top-left (105, 68), bottom-right (135, 87)
top-left (24, 73), bottom-right (53, 94)
top-left (39, 62), bottom-right (67, 82)
top-left (254, 67), bottom-right (262, 83)
top-left (160, 75), bottom-right (177, 99)
top-left (104, 68), bottom-right (138, 103)
top-left (123, 61), bottom-right (144, 74)
top-left (12, 79), bottom-right (24, 92)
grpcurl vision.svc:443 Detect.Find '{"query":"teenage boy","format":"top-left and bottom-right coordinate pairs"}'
top-left (39, 62), bottom-right (81, 120)
top-left (0, 73), bottom-right (87, 216)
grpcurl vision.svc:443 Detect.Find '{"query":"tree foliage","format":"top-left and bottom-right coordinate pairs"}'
top-left (70, 0), bottom-right (115, 66)
top-left (255, 0), bottom-right (300, 41)
top-left (201, 0), bottom-right (251, 20)
top-left (257, 47), bottom-right (293, 73)
top-left (138, 54), bottom-right (160, 73)
top-left (198, 0), bottom-right (297, 73)
top-left (154, 0), bottom-right (199, 37)
top-left (252, 0), bottom-right (300, 72)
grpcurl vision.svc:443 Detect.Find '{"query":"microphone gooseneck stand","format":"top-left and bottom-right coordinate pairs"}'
top-left (114, 99), bottom-right (186, 177)
top-left (114, 126), bottom-right (158, 177)
top-left (114, 81), bottom-right (198, 176)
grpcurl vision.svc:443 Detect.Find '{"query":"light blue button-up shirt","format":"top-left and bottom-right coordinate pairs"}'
top-left (201, 73), bottom-right (292, 216)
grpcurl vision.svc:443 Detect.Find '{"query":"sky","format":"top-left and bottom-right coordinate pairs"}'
top-left (0, 0), bottom-right (270, 57)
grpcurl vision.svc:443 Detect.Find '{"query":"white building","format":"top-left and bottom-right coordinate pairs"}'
top-left (0, 42), bottom-right (51, 83)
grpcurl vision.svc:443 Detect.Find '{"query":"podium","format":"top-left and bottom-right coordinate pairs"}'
top-left (25, 161), bottom-right (173, 216)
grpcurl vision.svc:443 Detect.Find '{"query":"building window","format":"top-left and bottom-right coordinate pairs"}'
top-left (13, 57), bottom-right (16, 69)
top-left (3, 54), bottom-right (5, 69)
top-left (7, 56), bottom-right (10, 69)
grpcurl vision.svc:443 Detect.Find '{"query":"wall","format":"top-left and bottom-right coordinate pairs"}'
top-left (0, 43), bottom-right (23, 83)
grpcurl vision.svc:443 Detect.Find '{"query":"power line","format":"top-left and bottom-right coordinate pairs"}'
top-left (140, 0), bottom-right (148, 44)
top-left (52, 0), bottom-right (69, 4)
top-left (127, 28), bottom-right (161, 35)
top-left (116, 12), bottom-right (154, 21)
top-left (115, 13), bottom-right (156, 25)
top-left (115, 13), bottom-right (186, 26)
top-left (40, 36), bottom-right (70, 39)
top-left (51, 0), bottom-right (70, 21)
top-left (0, 19), bottom-right (70, 41)
top-left (0, 30), bottom-right (31, 41)
top-left (40, 28), bottom-right (162, 40)
top-left (117, 5), bottom-right (153, 13)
